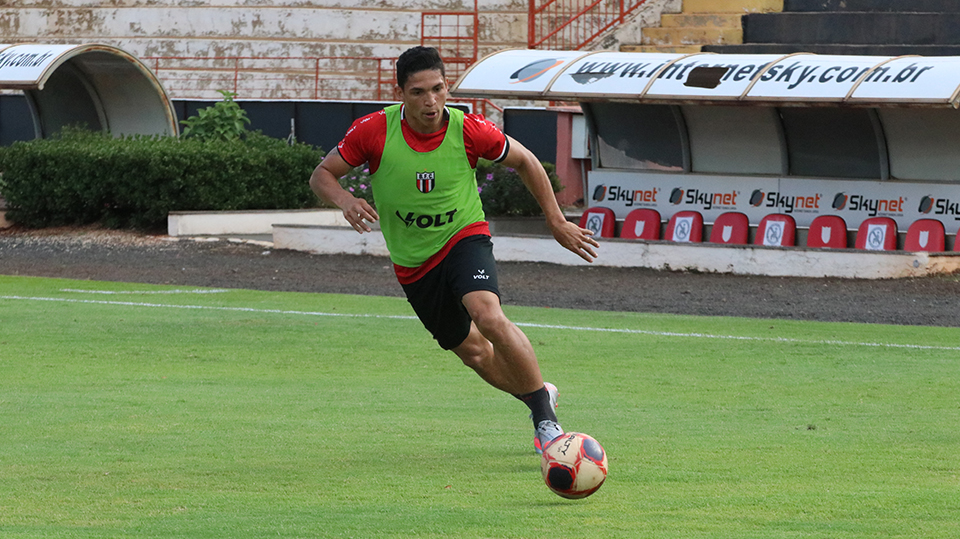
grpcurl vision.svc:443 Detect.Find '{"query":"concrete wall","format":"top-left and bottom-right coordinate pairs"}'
top-left (2, 0), bottom-right (528, 94)
top-left (3, 0), bottom-right (681, 100)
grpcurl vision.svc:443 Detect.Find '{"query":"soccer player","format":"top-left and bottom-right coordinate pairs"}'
top-left (309, 46), bottom-right (599, 453)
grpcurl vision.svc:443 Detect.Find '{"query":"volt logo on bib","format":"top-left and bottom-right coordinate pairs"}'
top-left (396, 209), bottom-right (458, 228)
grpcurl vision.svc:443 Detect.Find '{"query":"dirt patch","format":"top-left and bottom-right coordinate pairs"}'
top-left (2, 225), bottom-right (959, 327)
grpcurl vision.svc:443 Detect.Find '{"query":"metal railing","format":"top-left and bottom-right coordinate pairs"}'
top-left (142, 3), bottom-right (504, 118)
top-left (143, 56), bottom-right (396, 101)
top-left (143, 54), bottom-right (502, 119)
top-left (528, 0), bottom-right (648, 50)
top-left (421, 8), bottom-right (479, 84)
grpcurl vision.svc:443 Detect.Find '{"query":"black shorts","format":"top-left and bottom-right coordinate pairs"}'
top-left (401, 235), bottom-right (500, 350)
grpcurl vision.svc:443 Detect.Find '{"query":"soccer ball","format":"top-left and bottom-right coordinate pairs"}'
top-left (540, 432), bottom-right (608, 499)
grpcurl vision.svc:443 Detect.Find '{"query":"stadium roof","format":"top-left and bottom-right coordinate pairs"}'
top-left (0, 43), bottom-right (177, 137)
top-left (451, 49), bottom-right (960, 107)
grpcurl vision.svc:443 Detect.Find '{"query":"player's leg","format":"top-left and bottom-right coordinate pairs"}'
top-left (444, 236), bottom-right (562, 450)
top-left (454, 292), bottom-right (562, 452)
top-left (454, 290), bottom-right (542, 395)
top-left (401, 235), bottom-right (562, 451)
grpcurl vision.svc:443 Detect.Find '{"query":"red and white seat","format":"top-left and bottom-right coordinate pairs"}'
top-left (904, 219), bottom-right (945, 252)
top-left (578, 207), bottom-right (616, 239)
top-left (806, 215), bottom-right (847, 249)
top-left (855, 217), bottom-right (898, 251)
top-left (708, 212), bottom-right (749, 245)
top-left (620, 209), bottom-right (661, 240)
top-left (754, 214), bottom-right (796, 247)
top-left (664, 211), bottom-right (703, 243)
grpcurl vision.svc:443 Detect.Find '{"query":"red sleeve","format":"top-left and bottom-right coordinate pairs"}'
top-left (337, 110), bottom-right (386, 173)
top-left (463, 113), bottom-right (508, 168)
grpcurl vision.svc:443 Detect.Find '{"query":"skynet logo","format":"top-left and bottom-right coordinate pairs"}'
top-left (750, 190), bottom-right (822, 214)
top-left (919, 196), bottom-right (960, 220)
top-left (670, 188), bottom-right (738, 210)
top-left (833, 193), bottom-right (905, 216)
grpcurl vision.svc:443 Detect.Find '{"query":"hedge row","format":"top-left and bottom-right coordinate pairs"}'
top-left (0, 130), bottom-right (561, 230)
top-left (0, 129), bottom-right (325, 229)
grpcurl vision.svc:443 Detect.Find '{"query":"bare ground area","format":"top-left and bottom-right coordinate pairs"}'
top-left (1, 226), bottom-right (959, 327)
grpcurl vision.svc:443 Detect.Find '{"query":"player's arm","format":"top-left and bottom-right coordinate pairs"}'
top-left (499, 136), bottom-right (599, 263)
top-left (309, 149), bottom-right (379, 234)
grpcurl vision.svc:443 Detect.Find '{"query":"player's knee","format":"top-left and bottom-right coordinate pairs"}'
top-left (457, 349), bottom-right (484, 370)
top-left (454, 338), bottom-right (491, 370)
top-left (471, 308), bottom-right (511, 340)
top-left (453, 329), bottom-right (493, 369)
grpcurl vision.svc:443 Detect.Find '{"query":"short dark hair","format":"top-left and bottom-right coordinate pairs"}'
top-left (396, 46), bottom-right (445, 89)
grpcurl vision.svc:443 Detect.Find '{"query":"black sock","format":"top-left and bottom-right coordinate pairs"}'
top-left (515, 386), bottom-right (558, 428)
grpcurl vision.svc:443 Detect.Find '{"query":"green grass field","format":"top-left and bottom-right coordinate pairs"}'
top-left (1, 275), bottom-right (958, 538)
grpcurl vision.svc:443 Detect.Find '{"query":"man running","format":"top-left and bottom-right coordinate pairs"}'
top-left (309, 46), bottom-right (599, 453)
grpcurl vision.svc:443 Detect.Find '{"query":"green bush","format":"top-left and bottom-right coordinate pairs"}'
top-left (179, 90), bottom-right (251, 141)
top-left (0, 129), bottom-right (325, 229)
top-left (476, 159), bottom-right (562, 217)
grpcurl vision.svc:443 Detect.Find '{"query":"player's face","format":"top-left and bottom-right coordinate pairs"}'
top-left (398, 69), bottom-right (448, 134)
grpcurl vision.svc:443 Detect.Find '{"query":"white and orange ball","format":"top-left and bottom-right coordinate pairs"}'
top-left (540, 432), bottom-right (608, 499)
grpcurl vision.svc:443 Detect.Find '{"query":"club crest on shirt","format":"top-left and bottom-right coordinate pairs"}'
top-left (416, 171), bottom-right (436, 194)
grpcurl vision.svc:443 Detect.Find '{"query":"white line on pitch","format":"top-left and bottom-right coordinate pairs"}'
top-left (60, 288), bottom-right (230, 295)
top-left (0, 295), bottom-right (418, 321)
top-left (2, 294), bottom-right (959, 352)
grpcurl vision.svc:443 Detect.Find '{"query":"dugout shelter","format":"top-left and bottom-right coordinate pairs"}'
top-left (0, 43), bottom-right (177, 139)
top-left (452, 49), bottom-right (960, 252)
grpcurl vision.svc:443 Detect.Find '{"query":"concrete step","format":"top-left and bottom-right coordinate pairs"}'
top-left (784, 0), bottom-right (960, 13)
top-left (642, 26), bottom-right (742, 46)
top-left (168, 210), bottom-right (350, 237)
top-left (271, 224), bottom-right (960, 278)
top-left (661, 12), bottom-right (745, 28)
top-left (704, 42), bottom-right (960, 55)
top-left (620, 44), bottom-right (703, 53)
top-left (743, 12), bottom-right (960, 45)
top-left (683, 0), bottom-right (783, 14)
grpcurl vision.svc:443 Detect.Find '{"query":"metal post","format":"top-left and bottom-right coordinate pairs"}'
top-left (528, 0), bottom-right (537, 48)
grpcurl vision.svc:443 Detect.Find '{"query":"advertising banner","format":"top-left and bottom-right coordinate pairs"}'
top-left (745, 55), bottom-right (892, 101)
top-left (644, 54), bottom-right (786, 100)
top-left (453, 49), bottom-right (589, 98)
top-left (546, 52), bottom-right (684, 99)
top-left (452, 50), bottom-right (960, 107)
top-left (0, 44), bottom-right (76, 88)
top-left (588, 170), bottom-right (960, 231)
top-left (589, 171), bottom-right (778, 225)
top-left (849, 56), bottom-right (960, 105)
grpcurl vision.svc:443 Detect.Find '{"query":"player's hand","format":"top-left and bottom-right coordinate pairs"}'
top-left (342, 197), bottom-right (379, 233)
top-left (550, 220), bottom-right (599, 263)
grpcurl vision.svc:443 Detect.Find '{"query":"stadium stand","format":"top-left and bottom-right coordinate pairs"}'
top-left (755, 214), bottom-right (796, 247)
top-left (855, 217), bottom-right (898, 251)
top-left (665, 211), bottom-right (703, 243)
top-left (806, 215), bottom-right (848, 249)
top-left (904, 219), bottom-right (946, 252)
top-left (620, 208), bottom-right (662, 240)
top-left (579, 207), bottom-right (616, 238)
top-left (708, 212), bottom-right (749, 245)
top-left (705, 0), bottom-right (960, 56)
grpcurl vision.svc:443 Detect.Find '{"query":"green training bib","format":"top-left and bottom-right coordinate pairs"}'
top-left (371, 104), bottom-right (486, 267)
